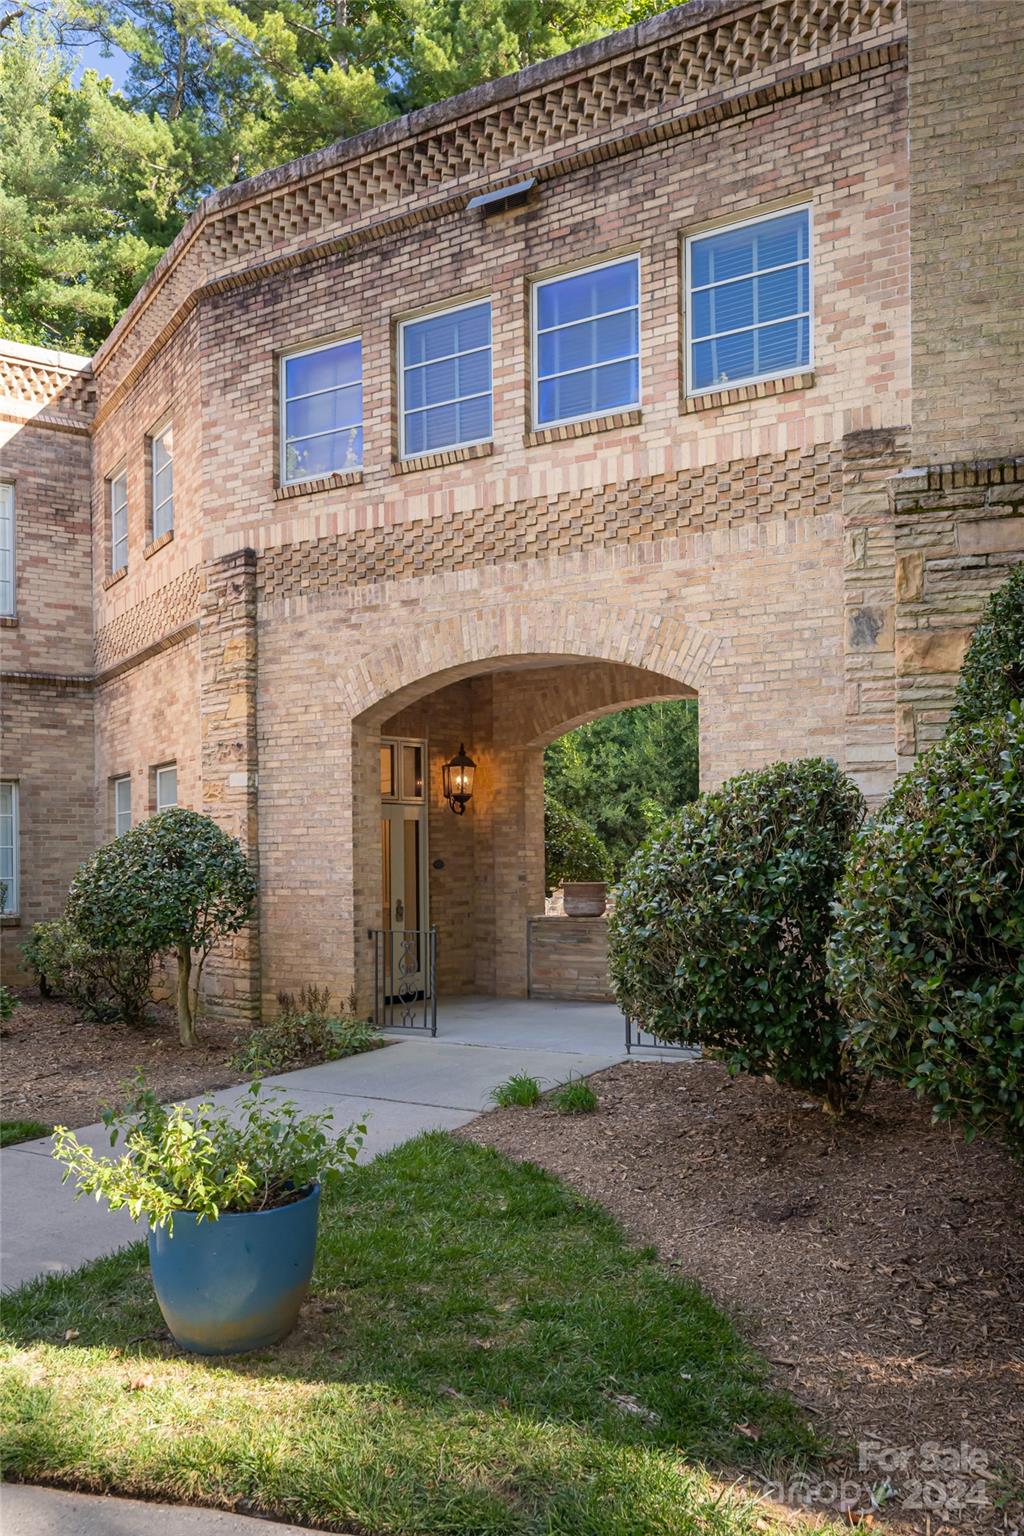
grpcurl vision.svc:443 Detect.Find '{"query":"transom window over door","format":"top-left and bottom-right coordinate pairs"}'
top-left (533, 256), bottom-right (640, 429)
top-left (151, 423), bottom-right (174, 538)
top-left (110, 470), bottom-right (128, 572)
top-left (0, 483), bottom-right (14, 617)
top-left (281, 338), bottom-right (363, 484)
top-left (686, 207), bottom-right (811, 394)
top-left (400, 301), bottom-right (492, 458)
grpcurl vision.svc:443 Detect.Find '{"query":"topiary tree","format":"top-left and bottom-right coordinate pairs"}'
top-left (609, 758), bottom-right (865, 1112)
top-left (544, 797), bottom-right (613, 895)
top-left (66, 809), bottom-right (258, 1046)
top-left (950, 564), bottom-right (1024, 727)
top-left (828, 707), bottom-right (1024, 1158)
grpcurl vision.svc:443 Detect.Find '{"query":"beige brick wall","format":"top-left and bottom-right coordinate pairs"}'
top-left (907, 0), bottom-right (1024, 465)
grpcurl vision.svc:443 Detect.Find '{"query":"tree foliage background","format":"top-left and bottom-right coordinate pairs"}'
top-left (544, 700), bottom-right (699, 874)
top-left (0, 0), bottom-right (659, 349)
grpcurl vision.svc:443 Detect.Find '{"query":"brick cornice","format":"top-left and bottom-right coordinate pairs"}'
top-left (90, 0), bottom-right (905, 417)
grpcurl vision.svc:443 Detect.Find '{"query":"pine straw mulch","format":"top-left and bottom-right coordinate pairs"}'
top-left (0, 989), bottom-right (247, 1130)
top-left (464, 1059), bottom-right (1024, 1535)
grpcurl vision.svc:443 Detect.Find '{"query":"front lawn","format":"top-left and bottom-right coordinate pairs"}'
top-left (0, 1119), bottom-right (51, 1147)
top-left (1, 1133), bottom-right (831, 1536)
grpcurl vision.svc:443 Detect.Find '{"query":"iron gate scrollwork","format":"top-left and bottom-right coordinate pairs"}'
top-left (371, 926), bottom-right (438, 1035)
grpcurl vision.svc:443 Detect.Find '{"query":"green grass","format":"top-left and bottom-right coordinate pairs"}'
top-left (548, 1077), bottom-right (599, 1114)
top-left (0, 1120), bottom-right (51, 1148)
top-left (1, 1133), bottom-right (834, 1535)
top-left (489, 1072), bottom-right (542, 1108)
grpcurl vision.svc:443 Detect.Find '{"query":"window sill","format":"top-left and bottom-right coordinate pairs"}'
top-left (0, 914), bottom-right (21, 928)
top-left (393, 442), bottom-right (493, 475)
top-left (103, 567), bottom-right (128, 591)
top-left (144, 530), bottom-right (174, 560)
top-left (682, 372), bottom-right (815, 413)
top-left (0, 615), bottom-right (17, 629)
top-left (274, 470), bottom-right (363, 501)
top-left (524, 409), bottom-right (642, 448)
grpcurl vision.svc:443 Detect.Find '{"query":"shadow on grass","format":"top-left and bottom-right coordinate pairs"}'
top-left (1, 1133), bottom-right (835, 1536)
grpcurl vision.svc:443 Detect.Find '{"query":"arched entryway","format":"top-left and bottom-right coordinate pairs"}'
top-left (342, 597), bottom-right (711, 1018)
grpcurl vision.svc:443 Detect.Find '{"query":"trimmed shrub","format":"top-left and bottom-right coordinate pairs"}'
top-left (829, 708), bottom-right (1024, 1158)
top-left (950, 564), bottom-right (1024, 726)
top-left (609, 758), bottom-right (865, 1112)
top-left (67, 809), bottom-right (257, 1046)
top-left (232, 985), bottom-right (382, 1074)
top-left (0, 985), bottom-right (18, 1023)
top-left (544, 797), bottom-right (612, 895)
top-left (22, 916), bottom-right (153, 1027)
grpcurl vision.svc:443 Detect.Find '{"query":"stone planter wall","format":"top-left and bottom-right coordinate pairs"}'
top-left (527, 915), bottom-right (614, 1004)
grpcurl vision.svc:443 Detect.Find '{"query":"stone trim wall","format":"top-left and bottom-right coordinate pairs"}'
top-left (528, 916), bottom-right (614, 1002)
top-left (892, 458), bottom-right (1024, 764)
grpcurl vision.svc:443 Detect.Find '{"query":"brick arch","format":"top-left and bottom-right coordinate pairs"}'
top-left (343, 599), bottom-right (717, 725)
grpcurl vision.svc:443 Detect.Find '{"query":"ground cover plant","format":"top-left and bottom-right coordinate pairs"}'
top-left (0, 1120), bottom-right (51, 1148)
top-left (489, 1072), bottom-right (542, 1107)
top-left (231, 985), bottom-right (383, 1075)
top-left (610, 758), bottom-right (865, 1112)
top-left (548, 1076), bottom-right (598, 1114)
top-left (830, 706), bottom-right (1024, 1157)
top-left (0, 1133), bottom-right (831, 1536)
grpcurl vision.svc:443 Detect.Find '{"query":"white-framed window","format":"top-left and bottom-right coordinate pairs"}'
top-left (685, 206), bottom-right (812, 395)
top-left (109, 469), bottom-right (128, 572)
top-left (155, 764), bottom-right (177, 811)
top-left (151, 422), bottom-right (174, 539)
top-left (532, 255), bottom-right (641, 430)
top-left (0, 482), bottom-right (15, 617)
top-left (0, 781), bottom-right (19, 916)
top-left (399, 300), bottom-right (492, 459)
top-left (114, 775), bottom-right (132, 837)
top-left (281, 337), bottom-right (363, 484)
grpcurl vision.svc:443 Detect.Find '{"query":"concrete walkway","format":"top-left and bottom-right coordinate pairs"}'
top-left (2, 1484), bottom-right (337, 1536)
top-left (1, 996), bottom-right (651, 1292)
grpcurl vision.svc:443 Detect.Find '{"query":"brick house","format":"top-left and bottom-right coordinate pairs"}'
top-left (1, 0), bottom-right (1021, 1023)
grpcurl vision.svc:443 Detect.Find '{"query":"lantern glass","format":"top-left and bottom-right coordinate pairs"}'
top-left (442, 744), bottom-right (476, 813)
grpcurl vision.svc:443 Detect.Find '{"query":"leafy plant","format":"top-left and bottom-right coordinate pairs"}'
top-left (52, 1075), bottom-right (366, 1231)
top-left (548, 1076), bottom-right (598, 1114)
top-left (232, 986), bottom-right (383, 1075)
top-left (22, 917), bottom-right (153, 1027)
top-left (0, 985), bottom-right (19, 1023)
top-left (950, 565), bottom-right (1024, 727)
top-left (66, 809), bottom-right (257, 1047)
top-left (490, 1073), bottom-right (542, 1108)
top-left (544, 798), bottom-right (613, 894)
top-left (829, 708), bottom-right (1024, 1158)
top-left (610, 758), bottom-right (866, 1113)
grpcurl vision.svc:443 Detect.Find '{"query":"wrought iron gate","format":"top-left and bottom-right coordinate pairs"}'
top-left (371, 926), bottom-right (438, 1035)
top-left (625, 1015), bottom-right (693, 1053)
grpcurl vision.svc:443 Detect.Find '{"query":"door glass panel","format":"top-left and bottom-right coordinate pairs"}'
top-left (401, 743), bottom-right (423, 800)
top-left (380, 817), bottom-right (392, 929)
top-left (380, 744), bottom-right (395, 797)
top-left (404, 816), bottom-right (420, 929)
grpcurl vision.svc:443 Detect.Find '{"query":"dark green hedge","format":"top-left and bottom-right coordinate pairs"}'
top-left (609, 758), bottom-right (864, 1111)
top-left (829, 708), bottom-right (1024, 1158)
top-left (950, 564), bottom-right (1024, 726)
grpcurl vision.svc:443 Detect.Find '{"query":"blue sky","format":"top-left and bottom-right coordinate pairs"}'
top-left (71, 31), bottom-right (132, 90)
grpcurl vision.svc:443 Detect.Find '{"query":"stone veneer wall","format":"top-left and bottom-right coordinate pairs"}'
top-left (528, 916), bottom-right (614, 1003)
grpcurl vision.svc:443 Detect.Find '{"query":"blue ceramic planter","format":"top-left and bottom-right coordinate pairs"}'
top-left (148, 1183), bottom-right (321, 1355)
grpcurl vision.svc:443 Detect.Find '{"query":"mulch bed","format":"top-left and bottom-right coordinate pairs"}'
top-left (0, 989), bottom-right (247, 1129)
top-left (464, 1059), bottom-right (1024, 1534)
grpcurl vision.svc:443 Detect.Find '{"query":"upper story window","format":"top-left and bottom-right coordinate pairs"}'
top-left (281, 338), bottom-right (363, 484)
top-left (155, 764), bottom-right (177, 811)
top-left (109, 469), bottom-right (128, 572)
top-left (151, 423), bottom-right (174, 539)
top-left (0, 781), bottom-right (19, 916)
top-left (0, 483), bottom-right (14, 617)
top-left (533, 256), bottom-right (640, 430)
top-left (114, 775), bottom-right (132, 837)
top-left (686, 207), bottom-right (811, 395)
top-left (399, 301), bottom-right (492, 459)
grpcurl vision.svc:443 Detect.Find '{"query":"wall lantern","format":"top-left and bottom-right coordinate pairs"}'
top-left (442, 743), bottom-right (476, 815)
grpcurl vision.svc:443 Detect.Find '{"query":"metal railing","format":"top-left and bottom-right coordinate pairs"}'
top-left (370, 926), bottom-right (438, 1035)
top-left (625, 1015), bottom-right (694, 1053)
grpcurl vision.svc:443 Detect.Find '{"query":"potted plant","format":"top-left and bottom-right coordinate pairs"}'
top-left (544, 799), bottom-right (613, 916)
top-left (52, 1077), bottom-right (365, 1356)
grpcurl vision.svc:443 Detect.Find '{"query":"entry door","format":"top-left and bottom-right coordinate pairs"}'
top-left (379, 736), bottom-right (429, 996)
top-left (380, 802), bottom-right (427, 934)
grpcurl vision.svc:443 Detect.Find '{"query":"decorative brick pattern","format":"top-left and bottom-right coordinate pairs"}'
top-left (94, 568), bottom-right (202, 671)
top-left (258, 445), bottom-right (842, 604)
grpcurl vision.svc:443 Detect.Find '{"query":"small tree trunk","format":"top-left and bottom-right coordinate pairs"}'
top-left (177, 942), bottom-right (197, 1046)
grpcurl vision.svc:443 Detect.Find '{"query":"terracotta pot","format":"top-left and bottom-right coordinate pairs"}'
top-left (562, 881), bottom-right (608, 916)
